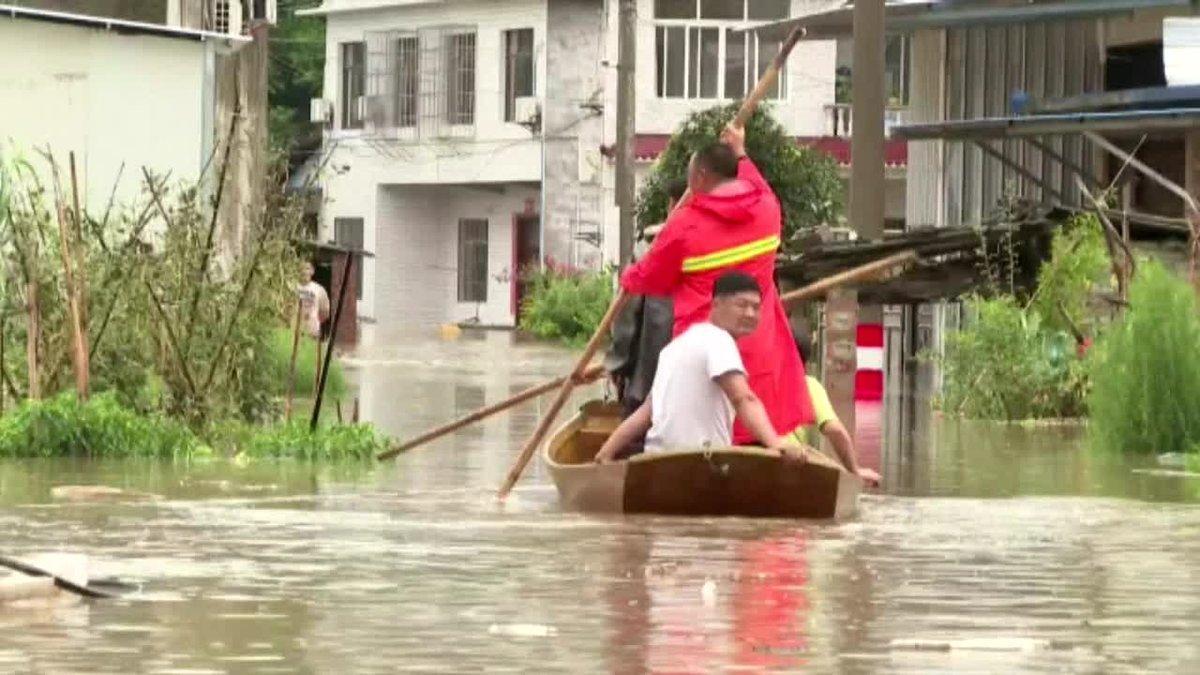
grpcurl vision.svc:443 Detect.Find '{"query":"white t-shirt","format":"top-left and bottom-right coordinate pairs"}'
top-left (645, 322), bottom-right (746, 452)
top-left (297, 281), bottom-right (329, 339)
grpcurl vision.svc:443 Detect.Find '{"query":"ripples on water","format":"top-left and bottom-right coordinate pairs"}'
top-left (3, 331), bottom-right (1200, 673)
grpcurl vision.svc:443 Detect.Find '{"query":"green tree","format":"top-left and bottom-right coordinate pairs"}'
top-left (635, 103), bottom-right (843, 252)
top-left (269, 0), bottom-right (326, 156)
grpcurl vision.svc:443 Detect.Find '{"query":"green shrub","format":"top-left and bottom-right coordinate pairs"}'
top-left (1088, 261), bottom-right (1200, 456)
top-left (936, 296), bottom-right (1088, 421)
top-left (635, 103), bottom-right (843, 251)
top-left (1029, 212), bottom-right (1110, 334)
top-left (263, 328), bottom-right (348, 399)
top-left (0, 392), bottom-right (203, 459)
top-left (519, 267), bottom-right (614, 346)
top-left (221, 420), bottom-right (387, 461)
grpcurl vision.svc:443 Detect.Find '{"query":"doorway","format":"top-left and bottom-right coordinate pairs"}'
top-left (512, 214), bottom-right (541, 317)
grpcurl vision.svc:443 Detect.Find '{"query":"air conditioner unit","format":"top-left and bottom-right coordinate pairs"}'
top-left (310, 98), bottom-right (331, 124)
top-left (514, 96), bottom-right (540, 126)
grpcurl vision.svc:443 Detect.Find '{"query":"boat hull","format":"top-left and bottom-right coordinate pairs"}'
top-left (543, 401), bottom-right (861, 519)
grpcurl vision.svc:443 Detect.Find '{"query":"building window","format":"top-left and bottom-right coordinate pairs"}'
top-left (504, 28), bottom-right (535, 122)
top-left (445, 32), bottom-right (476, 125)
top-left (835, 35), bottom-right (910, 105)
top-left (654, 0), bottom-right (790, 100)
top-left (395, 35), bottom-right (419, 128)
top-left (334, 218), bottom-right (365, 300)
top-left (457, 219), bottom-right (488, 303)
top-left (340, 42), bottom-right (366, 129)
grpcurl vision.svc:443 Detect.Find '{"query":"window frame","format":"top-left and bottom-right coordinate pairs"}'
top-left (444, 30), bottom-right (477, 126)
top-left (503, 28), bottom-right (536, 123)
top-left (457, 218), bottom-right (489, 304)
top-left (340, 41), bottom-right (366, 130)
top-left (653, 0), bottom-right (790, 102)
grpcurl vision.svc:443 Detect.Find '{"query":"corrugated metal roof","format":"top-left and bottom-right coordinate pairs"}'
top-left (893, 107), bottom-right (1200, 141)
top-left (0, 3), bottom-right (250, 45)
top-left (757, 0), bottom-right (1197, 39)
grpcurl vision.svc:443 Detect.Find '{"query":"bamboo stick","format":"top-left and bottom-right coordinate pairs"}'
top-left (378, 363), bottom-right (606, 461)
top-left (56, 203), bottom-right (89, 400)
top-left (497, 291), bottom-right (631, 499)
top-left (284, 298), bottom-right (303, 421)
top-left (779, 251), bottom-right (918, 307)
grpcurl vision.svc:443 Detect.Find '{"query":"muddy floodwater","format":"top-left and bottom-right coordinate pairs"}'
top-left (4, 331), bottom-right (1200, 673)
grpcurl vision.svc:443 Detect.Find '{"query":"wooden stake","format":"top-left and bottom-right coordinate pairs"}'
top-left (26, 276), bottom-right (40, 400)
top-left (780, 251), bottom-right (918, 307)
top-left (284, 298), bottom-right (302, 421)
top-left (56, 203), bottom-right (89, 400)
top-left (379, 363), bottom-right (605, 461)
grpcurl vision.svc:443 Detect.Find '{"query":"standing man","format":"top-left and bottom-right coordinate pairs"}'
top-left (619, 124), bottom-right (813, 443)
top-left (298, 261), bottom-right (330, 389)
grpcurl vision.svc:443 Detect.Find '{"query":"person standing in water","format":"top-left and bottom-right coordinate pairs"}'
top-left (297, 261), bottom-right (330, 389)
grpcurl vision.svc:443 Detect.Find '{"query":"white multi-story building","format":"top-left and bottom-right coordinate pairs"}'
top-left (302, 0), bottom-right (908, 334)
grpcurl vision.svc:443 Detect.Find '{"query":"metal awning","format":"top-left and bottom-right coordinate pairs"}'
top-left (892, 108), bottom-right (1200, 141)
top-left (756, 0), bottom-right (1197, 39)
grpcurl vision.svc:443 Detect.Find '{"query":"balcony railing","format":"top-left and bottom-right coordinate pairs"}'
top-left (825, 104), bottom-right (908, 138)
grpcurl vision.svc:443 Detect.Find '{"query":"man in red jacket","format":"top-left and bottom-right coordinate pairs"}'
top-left (620, 124), bottom-right (813, 441)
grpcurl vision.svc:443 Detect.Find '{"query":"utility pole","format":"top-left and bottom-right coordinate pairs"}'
top-left (850, 0), bottom-right (886, 243)
top-left (615, 0), bottom-right (637, 265)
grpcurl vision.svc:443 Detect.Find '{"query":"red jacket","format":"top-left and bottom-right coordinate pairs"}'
top-left (620, 157), bottom-right (813, 441)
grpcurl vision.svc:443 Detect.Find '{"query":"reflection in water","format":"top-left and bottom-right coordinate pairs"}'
top-left (2, 332), bottom-right (1200, 672)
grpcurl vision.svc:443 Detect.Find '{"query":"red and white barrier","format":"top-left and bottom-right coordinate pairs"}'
top-left (855, 323), bottom-right (884, 401)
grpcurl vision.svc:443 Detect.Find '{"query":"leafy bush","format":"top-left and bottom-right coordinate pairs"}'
top-left (221, 420), bottom-right (387, 461)
top-left (635, 103), bottom-right (843, 252)
top-left (1029, 212), bottom-right (1110, 335)
top-left (263, 328), bottom-right (348, 399)
top-left (1088, 261), bottom-right (1200, 456)
top-left (936, 296), bottom-right (1088, 421)
top-left (519, 267), bottom-right (614, 346)
top-left (0, 392), bottom-right (203, 459)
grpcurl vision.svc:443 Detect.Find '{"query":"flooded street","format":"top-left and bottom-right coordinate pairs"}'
top-left (4, 331), bottom-right (1200, 673)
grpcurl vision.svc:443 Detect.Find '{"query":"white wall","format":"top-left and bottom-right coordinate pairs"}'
top-left (374, 183), bottom-right (538, 329)
top-left (0, 19), bottom-right (209, 214)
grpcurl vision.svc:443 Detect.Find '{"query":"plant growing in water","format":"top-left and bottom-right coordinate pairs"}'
top-left (1088, 260), bottom-right (1200, 456)
top-left (519, 266), bottom-right (614, 346)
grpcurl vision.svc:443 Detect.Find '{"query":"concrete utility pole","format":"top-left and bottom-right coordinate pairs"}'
top-left (615, 0), bottom-right (638, 265)
top-left (851, 0), bottom-right (886, 242)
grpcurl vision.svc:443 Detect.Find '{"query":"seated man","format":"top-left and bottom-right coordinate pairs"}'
top-left (791, 331), bottom-right (882, 486)
top-left (595, 271), bottom-right (800, 463)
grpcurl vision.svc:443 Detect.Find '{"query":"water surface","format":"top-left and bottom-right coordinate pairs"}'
top-left (3, 330), bottom-right (1199, 673)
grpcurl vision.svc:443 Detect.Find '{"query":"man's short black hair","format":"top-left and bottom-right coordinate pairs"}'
top-left (665, 178), bottom-right (688, 203)
top-left (692, 141), bottom-right (739, 180)
top-left (713, 271), bottom-right (760, 299)
top-left (793, 329), bottom-right (813, 365)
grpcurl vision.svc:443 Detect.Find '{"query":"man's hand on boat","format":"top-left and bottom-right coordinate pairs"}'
top-left (854, 466), bottom-right (882, 487)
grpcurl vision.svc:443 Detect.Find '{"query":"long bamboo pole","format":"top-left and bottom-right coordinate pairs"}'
top-left (497, 292), bottom-right (630, 498)
top-left (378, 363), bottom-right (606, 461)
top-left (779, 251), bottom-right (918, 307)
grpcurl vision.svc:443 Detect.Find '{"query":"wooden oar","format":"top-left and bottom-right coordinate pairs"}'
top-left (497, 292), bottom-right (630, 498)
top-left (377, 363), bottom-right (605, 461)
top-left (780, 250), bottom-right (918, 307)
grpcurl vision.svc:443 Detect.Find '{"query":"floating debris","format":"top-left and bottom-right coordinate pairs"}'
top-left (50, 486), bottom-right (160, 503)
top-left (487, 623), bottom-right (557, 638)
top-left (890, 637), bottom-right (1050, 653)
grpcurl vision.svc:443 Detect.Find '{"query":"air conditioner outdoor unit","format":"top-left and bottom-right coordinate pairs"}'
top-left (310, 98), bottom-right (331, 124)
top-left (514, 96), bottom-right (540, 126)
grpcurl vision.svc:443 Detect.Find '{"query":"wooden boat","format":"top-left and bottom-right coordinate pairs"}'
top-left (543, 401), bottom-right (862, 519)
